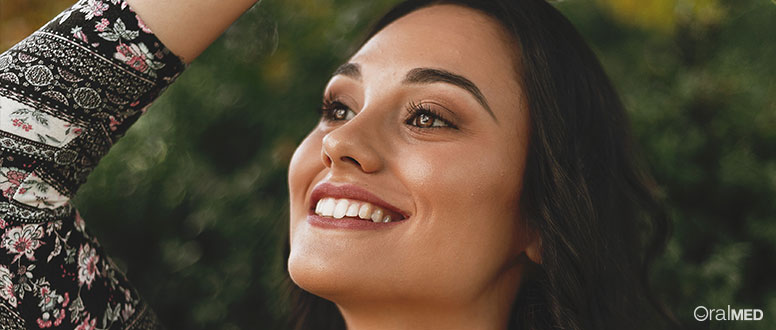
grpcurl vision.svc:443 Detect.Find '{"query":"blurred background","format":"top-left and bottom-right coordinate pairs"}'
top-left (2, 0), bottom-right (775, 329)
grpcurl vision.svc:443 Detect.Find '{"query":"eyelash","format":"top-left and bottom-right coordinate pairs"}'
top-left (404, 101), bottom-right (457, 129)
top-left (318, 98), bottom-right (351, 121)
top-left (318, 97), bottom-right (457, 130)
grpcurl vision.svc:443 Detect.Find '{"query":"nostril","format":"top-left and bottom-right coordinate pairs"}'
top-left (341, 156), bottom-right (360, 167)
top-left (322, 153), bottom-right (333, 167)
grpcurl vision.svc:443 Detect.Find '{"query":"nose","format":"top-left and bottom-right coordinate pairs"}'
top-left (321, 117), bottom-right (384, 174)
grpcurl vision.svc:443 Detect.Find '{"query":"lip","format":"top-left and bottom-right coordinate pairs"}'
top-left (306, 214), bottom-right (405, 230)
top-left (307, 182), bottom-right (410, 228)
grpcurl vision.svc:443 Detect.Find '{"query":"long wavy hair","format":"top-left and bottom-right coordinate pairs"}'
top-left (284, 0), bottom-right (676, 329)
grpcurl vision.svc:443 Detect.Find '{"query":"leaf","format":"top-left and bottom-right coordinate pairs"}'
top-left (35, 181), bottom-right (49, 193)
top-left (36, 134), bottom-right (47, 144)
top-left (105, 303), bottom-right (120, 321)
top-left (98, 32), bottom-right (120, 42)
top-left (111, 18), bottom-right (139, 41)
top-left (65, 247), bottom-right (76, 264)
top-left (32, 110), bottom-right (49, 126)
top-left (113, 18), bottom-right (127, 34)
top-left (147, 60), bottom-right (165, 71)
top-left (47, 237), bottom-right (62, 262)
top-left (45, 134), bottom-right (60, 144)
top-left (69, 297), bottom-right (84, 321)
top-left (57, 10), bottom-right (73, 25)
top-left (120, 29), bottom-right (139, 41)
top-left (101, 303), bottom-right (120, 328)
top-left (11, 108), bottom-right (30, 116)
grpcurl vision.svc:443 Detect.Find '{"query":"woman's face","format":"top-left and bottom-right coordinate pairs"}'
top-left (287, 4), bottom-right (536, 309)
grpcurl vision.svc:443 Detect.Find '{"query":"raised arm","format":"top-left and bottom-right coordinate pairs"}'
top-left (126, 0), bottom-right (258, 63)
top-left (0, 0), bottom-right (256, 328)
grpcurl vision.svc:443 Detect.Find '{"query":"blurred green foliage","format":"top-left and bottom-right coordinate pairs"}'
top-left (567, 1), bottom-right (776, 329)
top-left (4, 0), bottom-right (774, 329)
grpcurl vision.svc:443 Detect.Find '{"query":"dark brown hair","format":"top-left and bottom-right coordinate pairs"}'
top-left (285, 1), bottom-right (676, 329)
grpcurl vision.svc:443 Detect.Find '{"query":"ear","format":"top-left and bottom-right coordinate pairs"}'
top-left (515, 218), bottom-right (542, 265)
top-left (524, 235), bottom-right (542, 264)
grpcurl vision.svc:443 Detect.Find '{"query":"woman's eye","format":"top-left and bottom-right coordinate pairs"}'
top-left (331, 108), bottom-right (349, 120)
top-left (321, 101), bottom-right (355, 121)
top-left (408, 109), bottom-right (452, 129)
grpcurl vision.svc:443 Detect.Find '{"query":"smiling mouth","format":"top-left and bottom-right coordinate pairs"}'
top-left (314, 198), bottom-right (405, 223)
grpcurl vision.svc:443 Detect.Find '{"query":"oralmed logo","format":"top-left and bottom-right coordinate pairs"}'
top-left (694, 305), bottom-right (764, 321)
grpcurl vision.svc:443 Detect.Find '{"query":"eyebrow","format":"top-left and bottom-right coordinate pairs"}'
top-left (403, 68), bottom-right (495, 121)
top-left (331, 63), bottom-right (496, 121)
top-left (332, 62), bottom-right (362, 80)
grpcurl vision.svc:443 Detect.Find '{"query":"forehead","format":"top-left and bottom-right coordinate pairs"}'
top-left (350, 4), bottom-right (523, 118)
top-left (355, 4), bottom-right (516, 65)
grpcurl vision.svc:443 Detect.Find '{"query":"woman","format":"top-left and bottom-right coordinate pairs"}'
top-left (285, 1), bottom-right (673, 329)
top-left (0, 0), bottom-right (672, 329)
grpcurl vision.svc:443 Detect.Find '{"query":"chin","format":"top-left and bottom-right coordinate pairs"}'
top-left (287, 254), bottom-right (335, 296)
top-left (288, 250), bottom-right (371, 303)
top-left (287, 237), bottom-right (420, 306)
top-left (287, 231), bottom-right (354, 293)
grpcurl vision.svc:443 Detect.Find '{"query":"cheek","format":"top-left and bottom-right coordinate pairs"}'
top-left (287, 132), bottom-right (324, 229)
top-left (396, 140), bottom-right (525, 291)
top-left (401, 141), bottom-right (523, 222)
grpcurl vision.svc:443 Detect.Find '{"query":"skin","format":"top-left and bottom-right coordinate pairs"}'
top-left (126, 0), bottom-right (257, 63)
top-left (287, 5), bottom-right (541, 330)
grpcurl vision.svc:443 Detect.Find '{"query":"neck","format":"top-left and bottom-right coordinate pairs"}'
top-left (338, 302), bottom-right (508, 330)
top-left (335, 266), bottom-right (523, 330)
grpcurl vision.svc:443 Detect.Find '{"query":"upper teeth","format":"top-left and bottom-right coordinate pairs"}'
top-left (315, 198), bottom-right (393, 223)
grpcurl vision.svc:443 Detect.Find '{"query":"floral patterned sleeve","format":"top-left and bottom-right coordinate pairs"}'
top-left (0, 0), bottom-right (185, 328)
